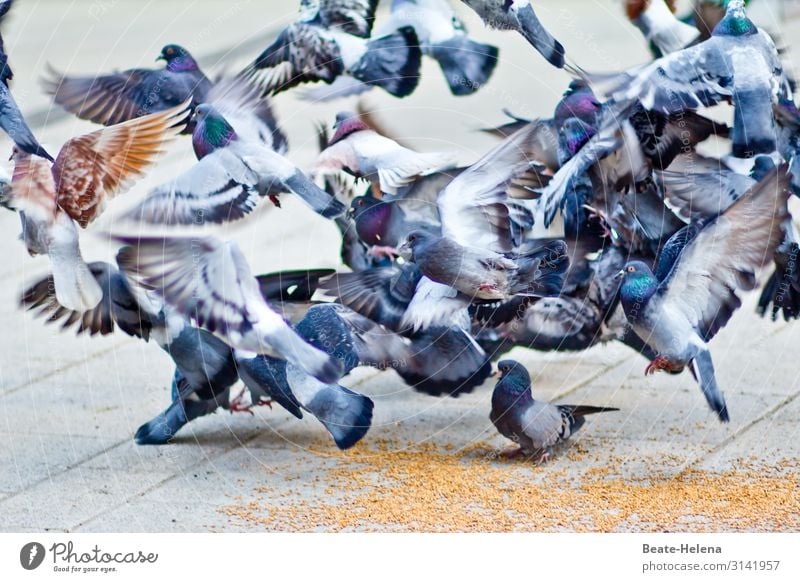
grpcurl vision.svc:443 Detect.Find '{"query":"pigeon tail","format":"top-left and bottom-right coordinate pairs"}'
top-left (511, 240), bottom-right (570, 297)
top-left (283, 169), bottom-right (346, 218)
top-left (731, 86), bottom-right (778, 158)
top-left (512, 3), bottom-right (566, 68)
top-left (134, 398), bottom-right (218, 445)
top-left (350, 26), bottom-right (422, 98)
top-left (690, 348), bottom-right (730, 422)
top-left (428, 36), bottom-right (499, 96)
top-left (304, 384), bottom-right (374, 450)
top-left (49, 250), bottom-right (103, 311)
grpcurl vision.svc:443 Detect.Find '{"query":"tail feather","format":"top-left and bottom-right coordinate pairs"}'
top-left (513, 4), bottom-right (565, 68)
top-left (562, 404), bottom-right (620, 417)
top-left (351, 26), bottom-right (422, 97)
top-left (283, 169), bottom-right (346, 218)
top-left (304, 384), bottom-right (374, 450)
top-left (512, 239), bottom-right (570, 297)
top-left (690, 349), bottom-right (730, 423)
top-left (428, 36), bottom-right (498, 96)
top-left (50, 253), bottom-right (103, 311)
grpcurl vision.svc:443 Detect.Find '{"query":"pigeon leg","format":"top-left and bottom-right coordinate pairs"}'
top-left (368, 245), bottom-right (399, 260)
top-left (498, 446), bottom-right (524, 459)
top-left (229, 388), bottom-right (255, 415)
top-left (535, 450), bottom-right (552, 465)
top-left (645, 356), bottom-right (670, 376)
top-left (268, 194), bottom-right (282, 208)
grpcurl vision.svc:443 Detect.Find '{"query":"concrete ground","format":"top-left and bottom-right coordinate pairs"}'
top-left (1, 0), bottom-right (799, 532)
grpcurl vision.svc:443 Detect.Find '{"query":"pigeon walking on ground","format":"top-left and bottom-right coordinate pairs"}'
top-left (0, 0), bottom-right (52, 160)
top-left (8, 102), bottom-right (189, 310)
top-left (242, 0), bottom-right (422, 98)
top-left (461, 1), bottom-right (566, 68)
top-left (44, 44), bottom-right (213, 130)
top-left (490, 359), bottom-right (618, 462)
top-left (617, 166), bottom-right (792, 422)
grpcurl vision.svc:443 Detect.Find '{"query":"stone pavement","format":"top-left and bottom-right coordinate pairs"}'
top-left (0, 1), bottom-right (798, 532)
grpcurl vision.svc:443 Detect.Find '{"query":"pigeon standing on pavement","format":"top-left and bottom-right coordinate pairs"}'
top-left (461, 1), bottom-right (566, 68)
top-left (242, 0), bottom-right (422, 98)
top-left (0, 0), bottom-right (52, 160)
top-left (44, 44), bottom-right (213, 129)
top-left (124, 104), bottom-right (344, 224)
top-left (490, 360), bottom-right (618, 462)
top-left (617, 166), bottom-right (792, 422)
top-left (9, 102), bottom-right (189, 310)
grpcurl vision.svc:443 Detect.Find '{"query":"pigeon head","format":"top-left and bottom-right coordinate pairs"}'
top-left (192, 104), bottom-right (237, 159)
top-left (750, 155), bottom-right (776, 181)
top-left (328, 112), bottom-right (370, 146)
top-left (617, 261), bottom-right (659, 320)
top-left (350, 195), bottom-right (393, 246)
top-left (713, 0), bottom-right (757, 37)
top-left (559, 118), bottom-right (596, 157)
top-left (494, 360), bottom-right (532, 395)
top-left (158, 44), bottom-right (200, 72)
top-left (555, 80), bottom-right (601, 126)
top-left (397, 229), bottom-right (435, 261)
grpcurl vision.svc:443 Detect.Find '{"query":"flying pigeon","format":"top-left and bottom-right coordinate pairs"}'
top-left (598, 0), bottom-right (792, 158)
top-left (617, 165), bottom-right (792, 422)
top-left (0, 0), bottom-right (52, 160)
top-left (461, 1), bottom-right (566, 68)
top-left (314, 111), bottom-right (459, 196)
top-left (490, 359), bottom-right (618, 462)
top-left (9, 101), bottom-right (190, 311)
top-left (624, 0), bottom-right (700, 56)
top-left (124, 104), bottom-right (344, 224)
top-left (241, 0), bottom-right (422, 98)
top-left (44, 44), bottom-right (213, 129)
top-left (115, 234), bottom-right (345, 385)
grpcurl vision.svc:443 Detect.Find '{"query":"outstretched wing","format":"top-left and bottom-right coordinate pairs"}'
top-left (656, 166), bottom-right (791, 341)
top-left (53, 100), bottom-right (190, 227)
top-left (438, 121), bottom-right (548, 253)
top-left (314, 0), bottom-right (378, 38)
top-left (244, 23), bottom-right (344, 96)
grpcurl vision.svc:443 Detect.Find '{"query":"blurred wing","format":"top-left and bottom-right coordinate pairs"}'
top-left (316, 0), bottom-right (378, 37)
top-left (657, 167), bottom-right (792, 341)
top-left (124, 148), bottom-right (261, 225)
top-left (244, 23), bottom-right (344, 96)
top-left (438, 121), bottom-right (550, 252)
top-left (0, 83), bottom-right (53, 160)
top-left (53, 100), bottom-right (190, 227)
top-left (401, 276), bottom-right (470, 332)
top-left (657, 166), bottom-right (755, 221)
top-left (9, 154), bottom-right (58, 220)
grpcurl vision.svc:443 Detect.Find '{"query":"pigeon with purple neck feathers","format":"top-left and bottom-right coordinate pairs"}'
top-left (617, 166), bottom-right (792, 422)
top-left (0, 0), bottom-right (52, 160)
top-left (315, 111), bottom-right (459, 196)
top-left (461, 1), bottom-right (566, 68)
top-left (125, 104), bottom-right (345, 224)
top-left (490, 360), bottom-right (618, 462)
top-left (44, 44), bottom-right (212, 131)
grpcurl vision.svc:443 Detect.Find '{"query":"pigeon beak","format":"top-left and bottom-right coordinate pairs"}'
top-left (347, 206), bottom-right (356, 219)
top-left (156, 55), bottom-right (166, 62)
top-left (397, 241), bottom-right (412, 260)
top-left (614, 269), bottom-right (625, 281)
top-left (491, 369), bottom-right (500, 378)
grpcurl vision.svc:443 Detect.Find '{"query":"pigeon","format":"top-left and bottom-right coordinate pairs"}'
top-left (598, 0), bottom-right (793, 158)
top-left (241, 0), bottom-right (422, 98)
top-left (490, 359), bottom-right (618, 462)
top-left (8, 101), bottom-right (189, 310)
top-left (124, 104), bottom-right (344, 225)
top-left (44, 44), bottom-right (213, 129)
top-left (115, 234), bottom-right (345, 385)
top-left (0, 0), bottom-right (52, 160)
top-left (625, 0), bottom-right (700, 56)
top-left (314, 111), bottom-right (459, 196)
top-left (461, 0), bottom-right (566, 68)
top-left (757, 228), bottom-right (800, 322)
top-left (617, 165), bottom-right (792, 422)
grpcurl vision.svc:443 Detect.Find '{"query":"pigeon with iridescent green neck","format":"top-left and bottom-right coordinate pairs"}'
top-left (600, 0), bottom-right (792, 158)
top-left (126, 104), bottom-right (345, 224)
top-left (617, 166), bottom-right (792, 422)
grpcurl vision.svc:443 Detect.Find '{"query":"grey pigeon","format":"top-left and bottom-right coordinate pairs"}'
top-left (490, 359), bottom-right (618, 462)
top-left (116, 234), bottom-right (344, 385)
top-left (461, 1), bottom-right (566, 68)
top-left (124, 104), bottom-right (344, 224)
top-left (242, 0), bottom-right (422, 98)
top-left (44, 44), bottom-right (213, 130)
top-left (624, 0), bottom-right (700, 56)
top-left (617, 166), bottom-right (792, 422)
top-left (0, 0), bottom-right (52, 160)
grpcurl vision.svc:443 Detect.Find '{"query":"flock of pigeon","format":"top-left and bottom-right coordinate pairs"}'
top-left (1, 0), bottom-right (798, 463)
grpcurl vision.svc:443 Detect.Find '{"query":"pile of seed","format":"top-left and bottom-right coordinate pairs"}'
top-left (219, 439), bottom-right (800, 532)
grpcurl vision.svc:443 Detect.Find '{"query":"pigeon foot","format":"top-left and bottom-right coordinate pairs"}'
top-left (368, 245), bottom-right (399, 260)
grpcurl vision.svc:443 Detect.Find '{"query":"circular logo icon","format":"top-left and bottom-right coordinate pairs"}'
top-left (20, 542), bottom-right (46, 570)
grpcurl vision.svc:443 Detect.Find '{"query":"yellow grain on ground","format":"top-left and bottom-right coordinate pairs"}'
top-left (219, 440), bottom-right (800, 532)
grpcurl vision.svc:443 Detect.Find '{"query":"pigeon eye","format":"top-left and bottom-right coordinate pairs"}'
top-left (357, 200), bottom-right (364, 207)
top-left (627, 266), bottom-right (635, 273)
top-left (166, 48), bottom-right (174, 55)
